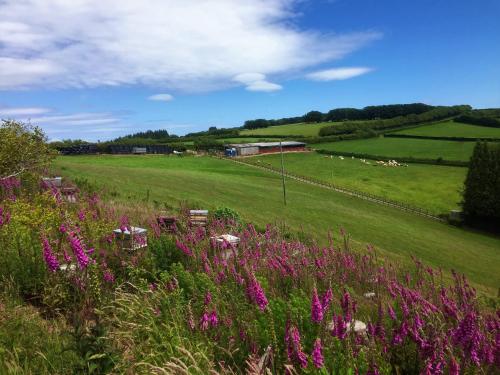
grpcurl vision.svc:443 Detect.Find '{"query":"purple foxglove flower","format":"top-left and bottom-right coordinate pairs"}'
top-left (68, 232), bottom-right (90, 269)
top-left (311, 287), bottom-right (324, 323)
top-left (41, 236), bottom-right (59, 272)
top-left (175, 239), bottom-right (193, 257)
top-left (204, 291), bottom-right (212, 305)
top-left (312, 338), bottom-right (324, 368)
top-left (103, 270), bottom-right (115, 284)
top-left (209, 310), bottom-right (218, 327)
top-left (199, 312), bottom-right (210, 331)
top-left (448, 357), bottom-right (460, 375)
top-left (321, 288), bottom-right (333, 312)
top-left (388, 305), bottom-right (397, 320)
top-left (246, 273), bottom-right (268, 311)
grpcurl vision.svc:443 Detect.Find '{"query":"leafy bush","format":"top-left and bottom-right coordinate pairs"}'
top-left (213, 206), bottom-right (241, 224)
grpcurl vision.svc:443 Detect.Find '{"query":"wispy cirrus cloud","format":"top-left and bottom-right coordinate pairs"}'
top-left (0, 106), bottom-right (52, 116)
top-left (1, 106), bottom-right (197, 141)
top-left (306, 67), bottom-right (373, 81)
top-left (0, 0), bottom-right (381, 92)
top-left (148, 94), bottom-right (174, 102)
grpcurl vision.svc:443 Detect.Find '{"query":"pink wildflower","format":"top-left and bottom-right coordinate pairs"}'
top-left (103, 270), bottom-right (115, 284)
top-left (246, 273), bottom-right (268, 311)
top-left (209, 310), bottom-right (218, 327)
top-left (41, 236), bottom-right (59, 272)
top-left (312, 338), bottom-right (324, 368)
top-left (204, 291), bottom-right (212, 305)
top-left (321, 288), bottom-right (333, 312)
top-left (68, 232), bottom-right (90, 269)
top-left (311, 287), bottom-right (324, 323)
top-left (199, 312), bottom-right (210, 331)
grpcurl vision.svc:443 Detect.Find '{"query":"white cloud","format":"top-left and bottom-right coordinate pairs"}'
top-left (0, 0), bottom-right (381, 91)
top-left (233, 72), bottom-right (282, 92)
top-left (0, 106), bottom-right (51, 116)
top-left (148, 94), bottom-right (174, 102)
top-left (246, 80), bottom-right (283, 92)
top-left (306, 67), bottom-right (373, 81)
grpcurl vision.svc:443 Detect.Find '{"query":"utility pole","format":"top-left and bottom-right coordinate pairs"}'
top-left (279, 140), bottom-right (287, 205)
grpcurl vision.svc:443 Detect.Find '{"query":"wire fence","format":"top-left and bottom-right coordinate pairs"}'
top-left (216, 156), bottom-right (446, 222)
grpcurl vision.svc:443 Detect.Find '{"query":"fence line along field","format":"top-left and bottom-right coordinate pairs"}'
top-left (250, 152), bottom-right (466, 215)
top-left (312, 137), bottom-right (477, 161)
top-left (391, 120), bottom-right (500, 138)
top-left (54, 155), bottom-right (500, 295)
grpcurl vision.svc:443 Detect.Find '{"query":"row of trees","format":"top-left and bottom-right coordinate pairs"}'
top-left (243, 103), bottom-right (435, 129)
top-left (462, 142), bottom-right (500, 232)
top-left (319, 105), bottom-right (471, 137)
top-left (455, 109), bottom-right (500, 128)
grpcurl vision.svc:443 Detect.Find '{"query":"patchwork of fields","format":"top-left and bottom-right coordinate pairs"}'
top-left (392, 120), bottom-right (500, 138)
top-left (55, 155), bottom-right (500, 295)
top-left (312, 137), bottom-right (476, 161)
top-left (252, 152), bottom-right (466, 215)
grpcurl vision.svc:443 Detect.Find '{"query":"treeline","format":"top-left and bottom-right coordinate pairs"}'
top-left (185, 126), bottom-right (239, 137)
top-left (319, 105), bottom-right (471, 137)
top-left (115, 129), bottom-right (174, 140)
top-left (243, 103), bottom-right (434, 129)
top-left (455, 109), bottom-right (500, 128)
top-left (462, 142), bottom-right (500, 232)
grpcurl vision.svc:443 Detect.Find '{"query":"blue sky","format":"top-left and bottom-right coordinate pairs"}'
top-left (0, 0), bottom-right (499, 141)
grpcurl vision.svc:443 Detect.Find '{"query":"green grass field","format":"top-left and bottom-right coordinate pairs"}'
top-left (312, 137), bottom-right (476, 161)
top-left (253, 152), bottom-right (466, 215)
top-left (240, 122), bottom-right (329, 137)
top-left (54, 155), bottom-right (500, 295)
top-left (393, 121), bottom-right (500, 138)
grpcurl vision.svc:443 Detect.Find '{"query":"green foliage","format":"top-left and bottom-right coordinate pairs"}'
top-left (319, 105), bottom-right (470, 137)
top-left (149, 236), bottom-right (183, 271)
top-left (213, 206), bottom-right (241, 223)
top-left (193, 138), bottom-right (225, 151)
top-left (462, 142), bottom-right (500, 231)
top-left (243, 103), bottom-right (438, 130)
top-left (455, 108), bottom-right (500, 128)
top-left (303, 111), bottom-right (324, 123)
top-left (0, 284), bottom-right (81, 374)
top-left (0, 120), bottom-right (56, 180)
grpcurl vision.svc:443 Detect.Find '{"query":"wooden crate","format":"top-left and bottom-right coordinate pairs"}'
top-left (113, 226), bottom-right (148, 251)
top-left (189, 210), bottom-right (208, 226)
top-left (211, 234), bottom-right (240, 260)
top-left (157, 215), bottom-right (177, 232)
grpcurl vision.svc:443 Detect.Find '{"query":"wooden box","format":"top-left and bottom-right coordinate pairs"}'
top-left (113, 226), bottom-right (148, 251)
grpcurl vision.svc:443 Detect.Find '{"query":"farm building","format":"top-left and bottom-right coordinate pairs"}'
top-left (108, 145), bottom-right (173, 154)
top-left (226, 141), bottom-right (306, 156)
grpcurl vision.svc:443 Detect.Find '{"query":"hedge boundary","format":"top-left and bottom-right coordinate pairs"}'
top-left (315, 149), bottom-right (469, 167)
top-left (384, 134), bottom-right (500, 142)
